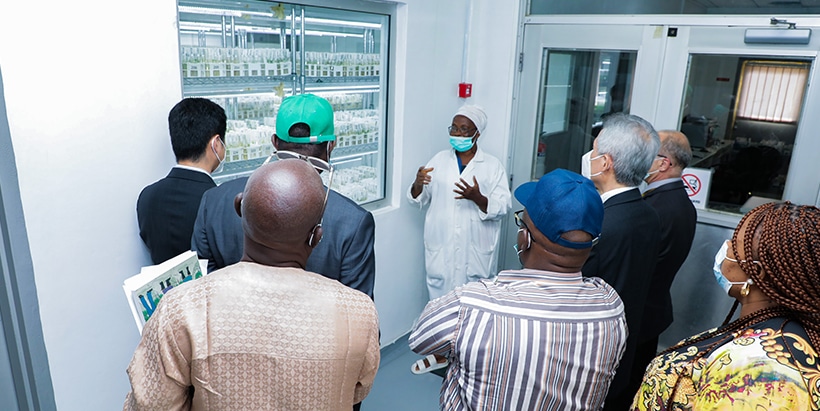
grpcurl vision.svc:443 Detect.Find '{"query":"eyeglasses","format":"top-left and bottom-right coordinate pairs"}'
top-left (514, 210), bottom-right (545, 251)
top-left (723, 241), bottom-right (762, 268)
top-left (724, 253), bottom-right (762, 267)
top-left (514, 210), bottom-right (527, 229)
top-left (448, 125), bottom-right (477, 136)
top-left (264, 149), bottom-right (332, 173)
top-left (264, 149), bottom-right (334, 245)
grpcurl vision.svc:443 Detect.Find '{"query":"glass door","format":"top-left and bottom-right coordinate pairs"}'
top-left (502, 23), bottom-right (665, 270)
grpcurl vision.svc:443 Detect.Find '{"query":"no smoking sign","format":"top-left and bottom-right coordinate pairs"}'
top-left (680, 168), bottom-right (712, 210)
top-left (682, 173), bottom-right (701, 196)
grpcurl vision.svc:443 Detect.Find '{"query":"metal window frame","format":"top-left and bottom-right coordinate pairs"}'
top-left (0, 66), bottom-right (56, 411)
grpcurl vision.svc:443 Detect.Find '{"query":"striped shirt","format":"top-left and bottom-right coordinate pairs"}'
top-left (409, 269), bottom-right (627, 411)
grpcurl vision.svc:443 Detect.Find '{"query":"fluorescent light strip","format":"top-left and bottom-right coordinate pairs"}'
top-left (177, 7), bottom-right (382, 28)
top-left (179, 22), bottom-right (363, 38)
top-left (303, 17), bottom-right (381, 29)
top-left (178, 5), bottom-right (274, 18)
top-left (179, 21), bottom-right (279, 35)
top-left (178, 6), bottom-right (242, 17)
top-left (179, 22), bottom-right (223, 31)
top-left (304, 30), bottom-right (363, 38)
top-left (307, 85), bottom-right (380, 93)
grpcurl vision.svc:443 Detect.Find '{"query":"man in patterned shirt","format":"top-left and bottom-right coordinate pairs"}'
top-left (124, 159), bottom-right (380, 410)
top-left (409, 168), bottom-right (627, 410)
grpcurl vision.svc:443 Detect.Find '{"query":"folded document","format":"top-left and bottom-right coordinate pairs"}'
top-left (123, 250), bottom-right (207, 334)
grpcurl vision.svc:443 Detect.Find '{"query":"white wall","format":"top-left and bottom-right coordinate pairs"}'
top-left (0, 0), bottom-right (521, 409)
top-left (378, 0), bottom-right (519, 346)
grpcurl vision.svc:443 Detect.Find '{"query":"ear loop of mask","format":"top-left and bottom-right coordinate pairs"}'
top-left (307, 224), bottom-right (321, 247)
top-left (513, 228), bottom-right (531, 256)
top-left (211, 137), bottom-right (226, 174)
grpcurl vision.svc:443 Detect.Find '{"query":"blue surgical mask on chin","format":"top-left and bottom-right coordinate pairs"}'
top-left (713, 240), bottom-right (749, 295)
top-left (450, 136), bottom-right (475, 152)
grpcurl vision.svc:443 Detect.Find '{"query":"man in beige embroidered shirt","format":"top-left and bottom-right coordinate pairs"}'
top-left (124, 159), bottom-right (380, 410)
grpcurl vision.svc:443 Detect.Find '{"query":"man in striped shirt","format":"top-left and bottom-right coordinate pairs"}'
top-left (409, 168), bottom-right (627, 410)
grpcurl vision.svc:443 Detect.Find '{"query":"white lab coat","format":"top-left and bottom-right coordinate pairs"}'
top-left (407, 146), bottom-right (512, 300)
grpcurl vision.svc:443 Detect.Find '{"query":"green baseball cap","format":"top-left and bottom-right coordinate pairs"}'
top-left (275, 94), bottom-right (336, 143)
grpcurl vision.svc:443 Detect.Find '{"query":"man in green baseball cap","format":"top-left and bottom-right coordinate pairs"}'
top-left (191, 92), bottom-right (376, 310)
top-left (275, 93), bottom-right (336, 144)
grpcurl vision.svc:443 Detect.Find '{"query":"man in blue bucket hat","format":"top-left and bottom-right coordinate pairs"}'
top-left (409, 168), bottom-right (627, 410)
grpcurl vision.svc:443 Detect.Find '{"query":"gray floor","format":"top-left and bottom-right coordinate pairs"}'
top-left (362, 333), bottom-right (442, 410)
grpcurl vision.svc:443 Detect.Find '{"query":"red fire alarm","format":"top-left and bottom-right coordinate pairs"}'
top-left (458, 82), bottom-right (472, 98)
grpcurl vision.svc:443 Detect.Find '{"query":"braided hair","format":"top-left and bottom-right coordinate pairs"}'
top-left (661, 201), bottom-right (820, 357)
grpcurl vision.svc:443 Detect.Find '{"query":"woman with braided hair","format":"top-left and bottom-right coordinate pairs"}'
top-left (630, 201), bottom-right (820, 410)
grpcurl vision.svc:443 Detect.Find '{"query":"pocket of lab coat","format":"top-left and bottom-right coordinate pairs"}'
top-left (469, 215), bottom-right (500, 253)
top-left (424, 245), bottom-right (445, 289)
top-left (466, 245), bottom-right (494, 283)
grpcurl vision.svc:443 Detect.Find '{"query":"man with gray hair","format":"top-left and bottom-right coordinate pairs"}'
top-left (580, 112), bottom-right (661, 410)
top-left (630, 130), bottom-right (697, 396)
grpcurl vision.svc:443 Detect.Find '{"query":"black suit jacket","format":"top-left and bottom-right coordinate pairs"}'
top-left (137, 167), bottom-right (216, 265)
top-left (640, 180), bottom-right (697, 340)
top-left (191, 176), bottom-right (376, 299)
top-left (583, 188), bottom-right (660, 399)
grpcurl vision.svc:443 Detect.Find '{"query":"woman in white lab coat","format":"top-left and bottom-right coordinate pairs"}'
top-left (408, 105), bottom-right (512, 301)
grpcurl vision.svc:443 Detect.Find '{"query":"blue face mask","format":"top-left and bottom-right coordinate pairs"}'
top-left (450, 136), bottom-right (475, 152)
top-left (713, 240), bottom-right (750, 295)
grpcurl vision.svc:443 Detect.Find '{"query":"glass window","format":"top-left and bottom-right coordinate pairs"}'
top-left (533, 49), bottom-right (636, 178)
top-left (681, 55), bottom-right (809, 214)
top-left (736, 61), bottom-right (808, 122)
top-left (177, 0), bottom-right (389, 205)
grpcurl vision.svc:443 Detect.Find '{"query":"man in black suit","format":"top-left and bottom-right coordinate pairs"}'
top-left (137, 98), bottom-right (226, 265)
top-left (581, 113), bottom-right (661, 410)
top-left (191, 94), bottom-right (376, 300)
top-left (629, 130), bottom-right (697, 391)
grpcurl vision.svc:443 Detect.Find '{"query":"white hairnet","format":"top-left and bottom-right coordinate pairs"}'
top-left (455, 104), bottom-right (488, 134)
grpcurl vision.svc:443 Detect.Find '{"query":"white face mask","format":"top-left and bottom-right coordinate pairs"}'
top-left (581, 150), bottom-right (604, 179)
top-left (211, 137), bottom-right (226, 174)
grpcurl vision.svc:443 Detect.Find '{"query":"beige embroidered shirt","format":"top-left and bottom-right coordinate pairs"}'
top-left (124, 262), bottom-right (380, 411)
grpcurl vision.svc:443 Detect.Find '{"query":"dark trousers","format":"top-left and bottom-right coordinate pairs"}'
top-left (607, 337), bottom-right (660, 411)
top-left (630, 337), bottom-right (659, 392)
top-left (603, 336), bottom-right (658, 411)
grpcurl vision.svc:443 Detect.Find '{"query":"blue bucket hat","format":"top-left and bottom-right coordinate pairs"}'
top-left (514, 169), bottom-right (603, 249)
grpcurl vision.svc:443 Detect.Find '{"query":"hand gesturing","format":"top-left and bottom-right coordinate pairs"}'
top-left (454, 176), bottom-right (484, 202)
top-left (410, 166), bottom-right (434, 198)
top-left (454, 176), bottom-right (488, 213)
